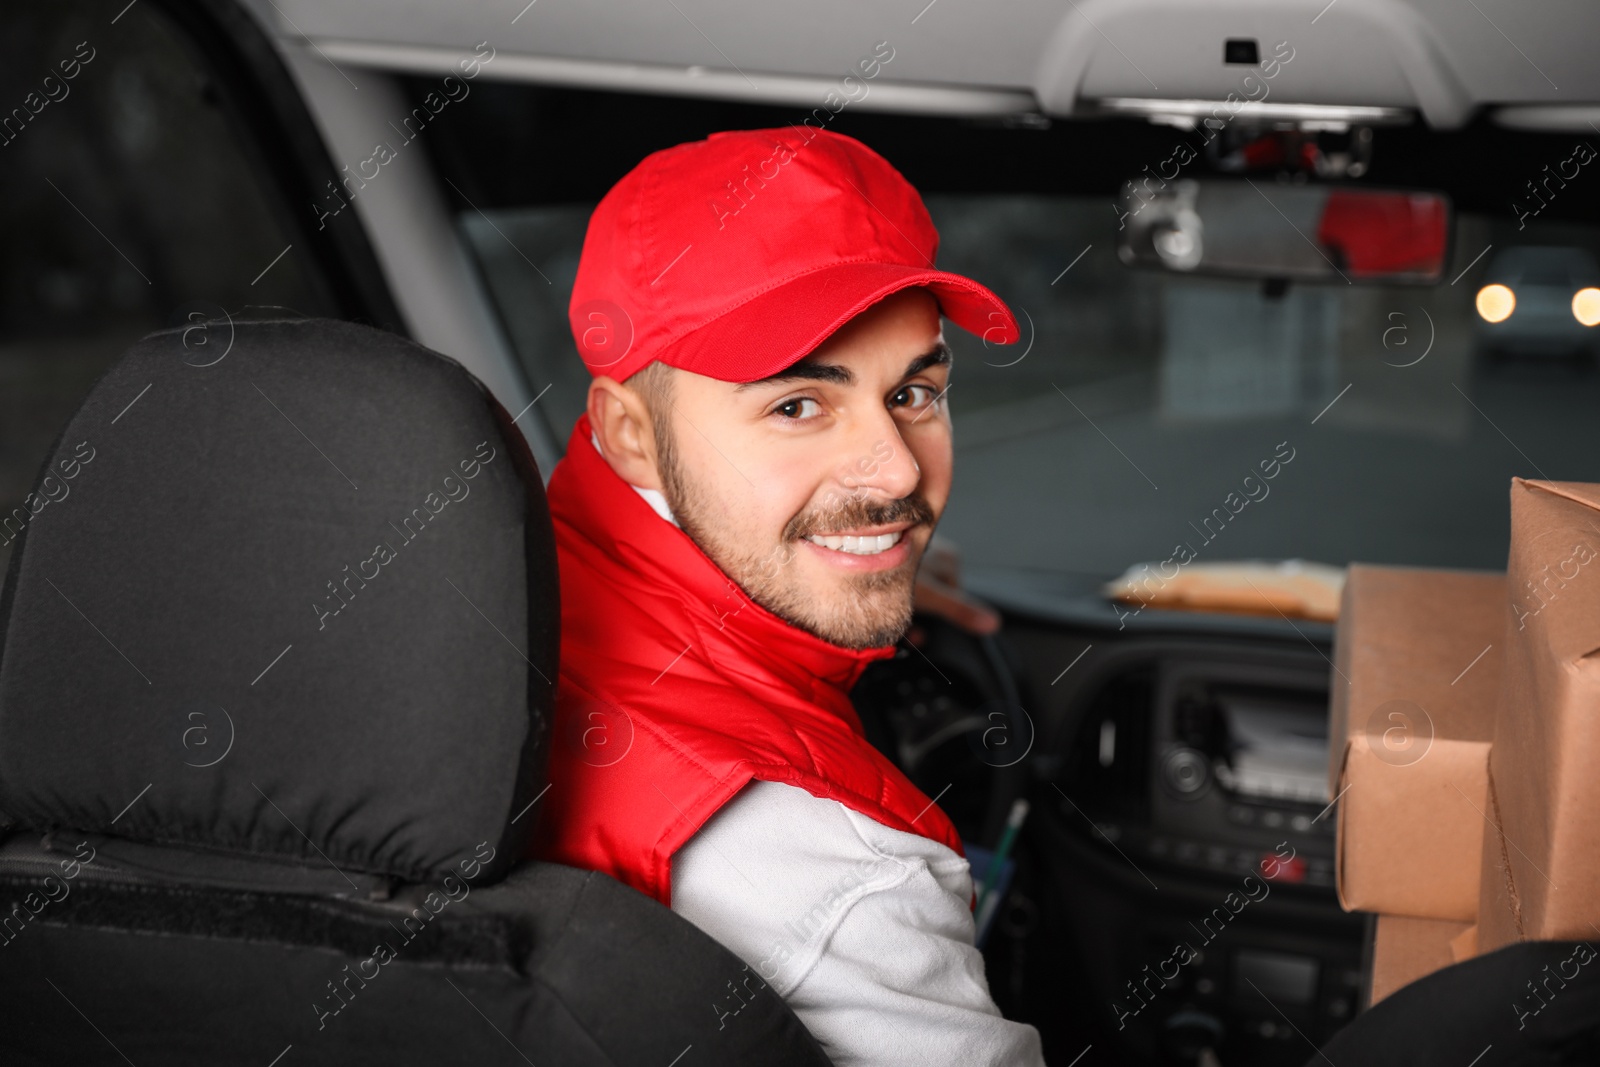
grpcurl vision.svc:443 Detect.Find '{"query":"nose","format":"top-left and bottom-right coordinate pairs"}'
top-left (831, 414), bottom-right (922, 510)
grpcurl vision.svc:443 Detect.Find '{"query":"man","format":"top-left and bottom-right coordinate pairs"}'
top-left (531, 126), bottom-right (1047, 1066)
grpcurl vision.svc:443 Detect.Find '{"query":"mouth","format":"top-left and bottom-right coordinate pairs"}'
top-left (801, 522), bottom-right (915, 559)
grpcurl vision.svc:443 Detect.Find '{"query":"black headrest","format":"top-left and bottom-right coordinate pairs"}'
top-left (0, 318), bottom-right (556, 887)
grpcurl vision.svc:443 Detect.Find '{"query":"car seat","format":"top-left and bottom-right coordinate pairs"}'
top-left (1310, 937), bottom-right (1600, 1065)
top-left (0, 318), bottom-right (833, 1067)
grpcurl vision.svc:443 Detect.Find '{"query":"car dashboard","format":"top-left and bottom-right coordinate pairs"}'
top-left (855, 575), bottom-right (1365, 1067)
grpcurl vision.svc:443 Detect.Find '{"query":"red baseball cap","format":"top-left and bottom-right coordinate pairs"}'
top-left (568, 127), bottom-right (1019, 383)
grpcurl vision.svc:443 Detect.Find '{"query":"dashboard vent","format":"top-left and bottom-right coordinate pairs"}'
top-left (1061, 666), bottom-right (1154, 823)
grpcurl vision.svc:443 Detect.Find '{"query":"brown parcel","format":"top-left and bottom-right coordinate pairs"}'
top-left (1329, 564), bottom-right (1502, 921)
top-left (1368, 914), bottom-right (1476, 1005)
top-left (1479, 479), bottom-right (1600, 952)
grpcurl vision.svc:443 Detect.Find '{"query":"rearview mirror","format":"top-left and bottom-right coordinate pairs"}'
top-left (1117, 179), bottom-right (1451, 284)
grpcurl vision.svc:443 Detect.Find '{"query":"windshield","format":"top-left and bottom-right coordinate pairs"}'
top-left (422, 81), bottom-right (1600, 583)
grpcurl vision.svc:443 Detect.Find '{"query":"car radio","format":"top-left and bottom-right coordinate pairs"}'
top-left (1140, 658), bottom-right (1338, 887)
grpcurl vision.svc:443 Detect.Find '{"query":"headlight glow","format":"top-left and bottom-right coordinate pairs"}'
top-left (1573, 287), bottom-right (1600, 327)
top-left (1476, 284), bottom-right (1515, 324)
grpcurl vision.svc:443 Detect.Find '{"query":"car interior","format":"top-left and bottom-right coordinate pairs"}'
top-left (3, 1), bottom-right (1600, 1065)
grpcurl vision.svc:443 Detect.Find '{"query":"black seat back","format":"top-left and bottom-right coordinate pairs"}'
top-left (1313, 938), bottom-right (1600, 1065)
top-left (0, 319), bottom-right (831, 1066)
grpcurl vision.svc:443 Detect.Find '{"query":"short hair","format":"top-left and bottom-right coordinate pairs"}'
top-left (623, 360), bottom-right (674, 426)
top-left (622, 360), bottom-right (679, 499)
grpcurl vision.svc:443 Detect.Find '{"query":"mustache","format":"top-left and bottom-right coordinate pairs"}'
top-left (784, 491), bottom-right (936, 541)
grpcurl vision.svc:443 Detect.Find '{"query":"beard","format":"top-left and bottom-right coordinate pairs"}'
top-left (653, 417), bottom-right (934, 651)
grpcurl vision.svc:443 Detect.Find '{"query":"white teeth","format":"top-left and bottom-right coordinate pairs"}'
top-left (805, 531), bottom-right (904, 555)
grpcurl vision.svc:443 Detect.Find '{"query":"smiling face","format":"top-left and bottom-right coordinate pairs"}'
top-left (587, 287), bottom-right (952, 650)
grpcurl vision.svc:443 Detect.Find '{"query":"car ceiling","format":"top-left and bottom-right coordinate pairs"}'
top-left (242, 0), bottom-right (1599, 129)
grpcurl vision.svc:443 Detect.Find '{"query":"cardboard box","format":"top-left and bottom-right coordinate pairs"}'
top-left (1478, 479), bottom-right (1600, 952)
top-left (1329, 564), bottom-right (1503, 921)
top-left (1368, 914), bottom-right (1477, 1005)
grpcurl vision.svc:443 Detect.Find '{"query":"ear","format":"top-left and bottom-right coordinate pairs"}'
top-left (586, 375), bottom-right (664, 491)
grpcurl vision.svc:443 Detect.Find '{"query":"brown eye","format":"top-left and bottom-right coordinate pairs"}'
top-left (895, 384), bottom-right (938, 411)
top-left (773, 397), bottom-right (822, 420)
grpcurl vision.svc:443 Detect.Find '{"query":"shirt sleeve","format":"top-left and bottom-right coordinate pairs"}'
top-left (669, 779), bottom-right (1047, 1067)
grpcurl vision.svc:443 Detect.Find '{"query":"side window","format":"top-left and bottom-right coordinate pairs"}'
top-left (457, 204), bottom-right (596, 443)
top-left (1, 1), bottom-right (337, 569)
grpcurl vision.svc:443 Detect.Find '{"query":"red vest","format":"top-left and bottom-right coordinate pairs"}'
top-left (529, 412), bottom-right (968, 909)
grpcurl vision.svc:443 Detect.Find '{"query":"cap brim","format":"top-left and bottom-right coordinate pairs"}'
top-left (653, 261), bottom-right (1020, 384)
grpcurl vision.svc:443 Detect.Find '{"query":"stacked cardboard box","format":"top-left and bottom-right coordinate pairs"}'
top-left (1330, 479), bottom-right (1600, 1004)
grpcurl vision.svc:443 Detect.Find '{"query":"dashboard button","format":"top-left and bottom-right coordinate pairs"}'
top-left (1262, 852), bottom-right (1307, 883)
top-left (1162, 747), bottom-right (1211, 798)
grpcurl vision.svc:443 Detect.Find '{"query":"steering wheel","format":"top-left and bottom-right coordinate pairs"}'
top-left (851, 615), bottom-right (1037, 849)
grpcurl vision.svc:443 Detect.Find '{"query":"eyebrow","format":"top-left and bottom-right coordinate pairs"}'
top-left (736, 340), bottom-right (952, 392)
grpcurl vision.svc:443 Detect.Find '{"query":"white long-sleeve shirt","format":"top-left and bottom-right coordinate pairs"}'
top-left (669, 778), bottom-right (1048, 1067)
